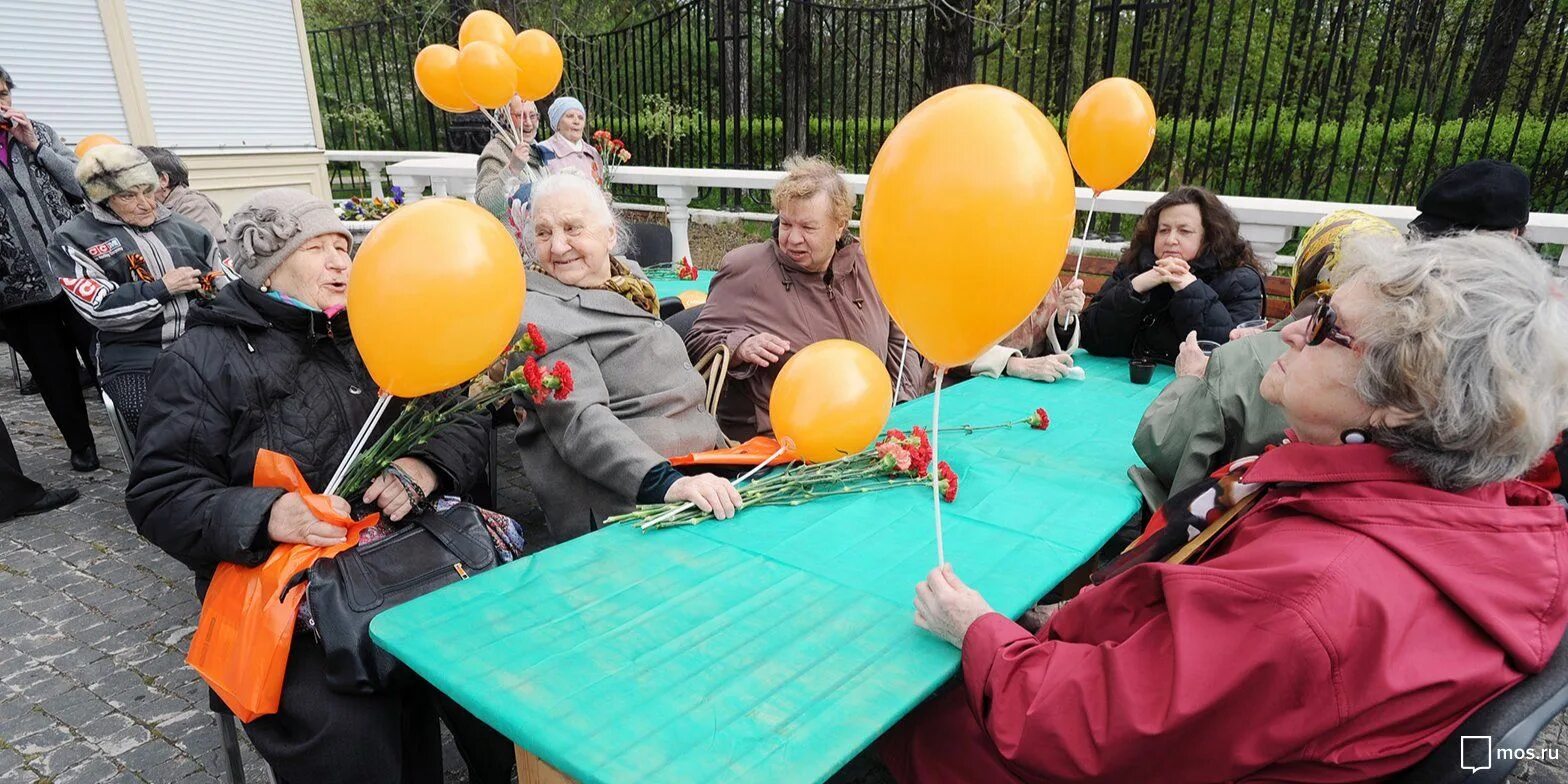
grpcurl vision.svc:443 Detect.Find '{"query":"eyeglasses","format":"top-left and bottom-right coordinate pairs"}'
top-left (1306, 298), bottom-right (1357, 350)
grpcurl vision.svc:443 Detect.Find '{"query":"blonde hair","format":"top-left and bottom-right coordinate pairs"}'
top-left (772, 154), bottom-right (853, 225)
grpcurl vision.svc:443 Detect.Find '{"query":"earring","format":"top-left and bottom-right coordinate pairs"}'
top-left (1341, 429), bottom-right (1370, 445)
top-left (260, 278), bottom-right (271, 293)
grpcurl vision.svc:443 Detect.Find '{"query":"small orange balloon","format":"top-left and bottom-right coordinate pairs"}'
top-left (507, 29), bottom-right (564, 101)
top-left (1067, 77), bottom-right (1157, 194)
top-left (459, 10), bottom-right (514, 49)
top-left (73, 134), bottom-right (121, 158)
top-left (770, 340), bottom-right (893, 464)
top-left (414, 45), bottom-right (474, 113)
top-left (458, 41), bottom-right (520, 111)
top-left (677, 290), bottom-right (706, 309)
top-left (349, 199), bottom-right (527, 398)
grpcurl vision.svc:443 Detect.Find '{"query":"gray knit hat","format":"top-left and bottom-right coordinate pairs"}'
top-left (225, 189), bottom-right (351, 288)
top-left (75, 144), bottom-right (158, 204)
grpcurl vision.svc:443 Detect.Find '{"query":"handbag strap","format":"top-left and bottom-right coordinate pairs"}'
top-left (1164, 488), bottom-right (1266, 566)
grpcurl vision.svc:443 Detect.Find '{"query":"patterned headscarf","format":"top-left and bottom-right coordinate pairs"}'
top-left (1290, 210), bottom-right (1402, 305)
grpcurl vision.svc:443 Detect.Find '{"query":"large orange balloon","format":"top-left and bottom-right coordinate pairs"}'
top-left (349, 199), bottom-right (526, 398)
top-left (458, 10), bottom-right (514, 49)
top-left (73, 134), bottom-right (121, 158)
top-left (414, 45), bottom-right (474, 113)
top-left (507, 29), bottom-right (564, 101)
top-left (769, 340), bottom-right (893, 464)
top-left (861, 85), bottom-right (1075, 368)
top-left (1066, 77), bottom-right (1157, 194)
top-left (458, 41), bottom-right (519, 111)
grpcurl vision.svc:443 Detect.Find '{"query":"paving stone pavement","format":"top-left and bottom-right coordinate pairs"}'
top-left (1, 341), bottom-right (1565, 783)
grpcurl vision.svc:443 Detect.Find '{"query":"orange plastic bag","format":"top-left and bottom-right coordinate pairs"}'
top-left (667, 436), bottom-right (802, 468)
top-left (185, 449), bottom-right (379, 722)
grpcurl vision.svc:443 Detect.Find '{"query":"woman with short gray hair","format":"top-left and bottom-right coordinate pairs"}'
top-left (885, 233), bottom-right (1568, 782)
top-left (138, 145), bottom-right (223, 238)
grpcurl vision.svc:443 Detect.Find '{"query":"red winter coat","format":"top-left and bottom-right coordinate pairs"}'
top-left (882, 442), bottom-right (1568, 783)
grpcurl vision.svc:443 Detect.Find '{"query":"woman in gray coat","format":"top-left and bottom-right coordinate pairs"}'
top-left (517, 172), bottom-right (739, 541)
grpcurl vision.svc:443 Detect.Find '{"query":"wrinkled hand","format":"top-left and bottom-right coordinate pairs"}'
top-left (1056, 278), bottom-right (1086, 322)
top-left (5, 109), bottom-right (39, 151)
top-left (736, 332), bottom-right (791, 367)
top-left (266, 492), bottom-right (350, 547)
top-left (161, 267), bottom-right (203, 295)
top-left (1229, 325), bottom-right (1266, 341)
top-left (1019, 601), bottom-right (1064, 633)
top-left (1005, 353), bottom-right (1075, 382)
top-left (363, 457), bottom-right (438, 522)
top-left (913, 564), bottom-right (995, 648)
top-left (665, 473), bottom-right (742, 520)
top-left (1175, 331), bottom-right (1210, 378)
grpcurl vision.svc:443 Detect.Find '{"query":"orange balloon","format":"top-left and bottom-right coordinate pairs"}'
top-left (861, 85), bottom-right (1076, 368)
top-left (458, 10), bottom-right (514, 49)
top-left (507, 29), bottom-right (564, 101)
top-left (73, 134), bottom-right (121, 158)
top-left (349, 199), bottom-right (526, 398)
top-left (769, 340), bottom-right (893, 464)
top-left (458, 41), bottom-right (519, 111)
top-left (414, 45), bottom-right (474, 113)
top-left (1067, 77), bottom-right (1157, 194)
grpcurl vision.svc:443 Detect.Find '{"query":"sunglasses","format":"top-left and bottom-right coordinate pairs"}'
top-left (1306, 298), bottom-right (1357, 349)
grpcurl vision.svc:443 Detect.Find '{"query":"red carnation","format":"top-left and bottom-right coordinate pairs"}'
top-left (593, 129), bottom-right (611, 142)
top-left (551, 361), bottom-right (574, 400)
top-left (886, 428), bottom-right (907, 442)
top-left (522, 356), bottom-right (546, 403)
top-left (937, 461), bottom-right (958, 502)
top-left (526, 323), bottom-right (547, 355)
top-left (1028, 407), bottom-right (1050, 430)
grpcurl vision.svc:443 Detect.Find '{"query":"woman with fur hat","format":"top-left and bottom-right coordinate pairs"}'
top-left (48, 143), bottom-right (225, 433)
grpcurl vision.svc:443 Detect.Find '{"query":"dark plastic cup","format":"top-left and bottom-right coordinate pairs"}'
top-left (1129, 358), bottom-right (1156, 384)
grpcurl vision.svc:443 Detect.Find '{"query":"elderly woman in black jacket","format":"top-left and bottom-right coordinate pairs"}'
top-left (1081, 186), bottom-right (1266, 362)
top-left (126, 189), bottom-right (511, 783)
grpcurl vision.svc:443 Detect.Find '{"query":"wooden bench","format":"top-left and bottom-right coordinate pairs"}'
top-left (1065, 255), bottom-right (1294, 320)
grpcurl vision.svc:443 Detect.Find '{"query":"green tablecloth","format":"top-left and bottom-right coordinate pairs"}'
top-left (649, 269), bottom-right (716, 299)
top-left (371, 353), bottom-right (1173, 783)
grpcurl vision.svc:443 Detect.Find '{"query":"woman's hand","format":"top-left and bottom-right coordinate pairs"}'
top-left (4, 109), bottom-right (40, 151)
top-left (913, 564), bottom-right (995, 648)
top-left (266, 492), bottom-right (350, 547)
top-left (161, 267), bottom-right (203, 295)
top-left (736, 332), bottom-right (791, 368)
top-left (665, 474), bottom-right (742, 520)
top-left (1004, 353), bottom-right (1074, 382)
top-left (1130, 267), bottom-right (1167, 294)
top-left (1159, 257), bottom-right (1198, 291)
top-left (1175, 331), bottom-right (1210, 378)
top-left (363, 457), bottom-right (439, 522)
top-left (1056, 278), bottom-right (1086, 323)
top-left (1018, 601), bottom-right (1063, 633)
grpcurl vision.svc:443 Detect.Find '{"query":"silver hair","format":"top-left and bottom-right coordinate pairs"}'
top-left (522, 171), bottom-right (631, 263)
top-left (1347, 233), bottom-right (1568, 490)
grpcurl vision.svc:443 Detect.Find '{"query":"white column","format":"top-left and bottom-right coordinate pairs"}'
top-left (1239, 223), bottom-right (1295, 261)
top-left (363, 162), bottom-right (385, 199)
top-left (389, 174), bottom-right (428, 203)
top-left (431, 178), bottom-right (450, 198)
top-left (657, 184), bottom-right (700, 265)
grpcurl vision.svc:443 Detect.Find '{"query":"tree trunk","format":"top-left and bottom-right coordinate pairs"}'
top-left (782, 0), bottom-right (811, 155)
top-left (1462, 0), bottom-right (1533, 116)
top-left (924, 0), bottom-right (976, 95)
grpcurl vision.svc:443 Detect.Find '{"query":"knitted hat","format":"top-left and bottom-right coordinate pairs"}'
top-left (225, 189), bottom-right (351, 288)
top-left (1409, 159), bottom-right (1532, 238)
top-left (1290, 209), bottom-right (1400, 305)
top-left (548, 96), bottom-right (586, 132)
top-left (75, 144), bottom-right (158, 204)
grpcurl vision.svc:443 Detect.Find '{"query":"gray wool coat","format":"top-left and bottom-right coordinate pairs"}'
top-left (514, 258), bottom-right (725, 541)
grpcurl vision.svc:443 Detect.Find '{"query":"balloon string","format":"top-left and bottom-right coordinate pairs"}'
top-left (483, 109), bottom-right (517, 150)
top-left (893, 335), bottom-right (909, 402)
top-left (324, 392), bottom-right (393, 497)
top-left (932, 366), bottom-right (947, 567)
top-left (639, 442), bottom-right (789, 530)
top-left (1072, 192), bottom-right (1100, 280)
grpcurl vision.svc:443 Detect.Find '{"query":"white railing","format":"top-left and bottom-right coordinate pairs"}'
top-left (326, 150), bottom-right (465, 199)
top-left (332, 151), bottom-right (1568, 269)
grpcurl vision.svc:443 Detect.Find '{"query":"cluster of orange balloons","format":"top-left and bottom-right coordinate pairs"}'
top-left (415, 11), bottom-right (564, 113)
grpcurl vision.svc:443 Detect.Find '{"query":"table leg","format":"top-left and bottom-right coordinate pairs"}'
top-left (515, 745), bottom-right (576, 784)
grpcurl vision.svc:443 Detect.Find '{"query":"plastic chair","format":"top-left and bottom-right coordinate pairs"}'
top-left (666, 303), bottom-right (704, 340)
top-left (1389, 634), bottom-right (1568, 783)
top-left (626, 223), bottom-right (674, 268)
top-left (693, 344), bottom-right (731, 418)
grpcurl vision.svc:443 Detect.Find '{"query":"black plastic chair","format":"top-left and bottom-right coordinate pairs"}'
top-left (1389, 634), bottom-right (1568, 783)
top-left (666, 304), bottom-right (704, 339)
top-left (627, 223), bottom-right (674, 268)
top-left (658, 296), bottom-right (686, 321)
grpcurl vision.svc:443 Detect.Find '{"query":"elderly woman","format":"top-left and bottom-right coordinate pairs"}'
top-left (138, 145), bottom-right (224, 238)
top-left (965, 278), bottom-right (1085, 382)
top-left (538, 97), bottom-right (607, 184)
top-left (685, 155), bottom-right (929, 439)
top-left (883, 233), bottom-right (1568, 782)
top-left (0, 63), bottom-right (98, 470)
top-left (126, 189), bottom-right (512, 782)
top-left (475, 96), bottom-right (545, 221)
top-left (1133, 210), bottom-right (1401, 501)
top-left (518, 172), bottom-right (739, 540)
top-left (1081, 185), bottom-right (1266, 361)
top-left (50, 144), bottom-right (224, 433)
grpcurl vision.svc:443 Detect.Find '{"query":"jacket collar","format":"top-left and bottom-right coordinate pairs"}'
top-left (527, 256), bottom-right (655, 319)
top-left (1241, 440), bottom-right (1427, 486)
top-left (191, 282), bottom-right (353, 342)
top-left (769, 237), bottom-right (861, 283)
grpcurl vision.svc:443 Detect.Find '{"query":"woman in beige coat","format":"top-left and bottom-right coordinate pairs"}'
top-left (515, 172), bottom-right (738, 541)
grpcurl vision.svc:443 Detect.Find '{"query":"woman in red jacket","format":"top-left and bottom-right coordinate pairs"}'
top-left (884, 233), bottom-right (1568, 783)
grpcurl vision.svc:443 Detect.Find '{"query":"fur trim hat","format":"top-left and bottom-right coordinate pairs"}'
top-left (75, 144), bottom-right (159, 204)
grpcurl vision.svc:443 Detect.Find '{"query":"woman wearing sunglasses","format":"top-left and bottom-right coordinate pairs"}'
top-left (885, 233), bottom-right (1568, 783)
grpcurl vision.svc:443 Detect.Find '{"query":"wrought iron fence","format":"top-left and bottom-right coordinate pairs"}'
top-left (309, 0), bottom-right (1568, 212)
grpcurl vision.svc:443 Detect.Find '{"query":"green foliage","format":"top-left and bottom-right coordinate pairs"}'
top-left (635, 94), bottom-right (705, 166)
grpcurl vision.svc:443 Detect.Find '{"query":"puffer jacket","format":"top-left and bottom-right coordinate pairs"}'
top-left (49, 202), bottom-right (225, 382)
top-left (126, 283), bottom-right (489, 596)
top-left (0, 121), bottom-right (83, 311)
top-left (1081, 245), bottom-right (1265, 362)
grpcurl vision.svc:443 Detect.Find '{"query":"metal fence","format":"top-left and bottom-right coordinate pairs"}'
top-left (309, 0), bottom-right (1568, 212)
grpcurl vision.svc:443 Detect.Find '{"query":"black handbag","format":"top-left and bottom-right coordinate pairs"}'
top-left (286, 502), bottom-right (497, 694)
